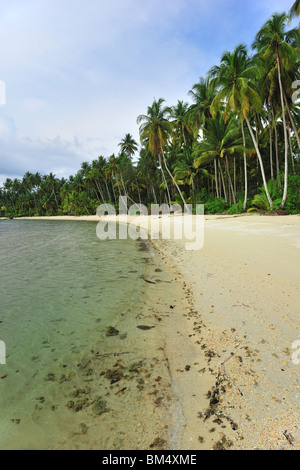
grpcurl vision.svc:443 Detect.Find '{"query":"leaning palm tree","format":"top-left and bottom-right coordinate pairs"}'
top-left (137, 98), bottom-right (188, 209)
top-left (209, 44), bottom-right (273, 209)
top-left (253, 13), bottom-right (298, 208)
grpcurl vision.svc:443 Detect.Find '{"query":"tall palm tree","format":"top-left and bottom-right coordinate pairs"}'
top-left (253, 13), bottom-right (299, 208)
top-left (137, 98), bottom-right (188, 208)
top-left (209, 44), bottom-right (273, 209)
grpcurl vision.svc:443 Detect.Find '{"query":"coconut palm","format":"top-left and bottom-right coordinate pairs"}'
top-left (118, 133), bottom-right (138, 159)
top-left (253, 13), bottom-right (299, 208)
top-left (209, 44), bottom-right (273, 209)
top-left (137, 98), bottom-right (188, 209)
top-left (188, 76), bottom-right (217, 133)
top-left (193, 113), bottom-right (250, 204)
top-left (169, 100), bottom-right (193, 148)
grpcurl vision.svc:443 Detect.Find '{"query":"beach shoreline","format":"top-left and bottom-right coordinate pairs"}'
top-left (13, 214), bottom-right (300, 449)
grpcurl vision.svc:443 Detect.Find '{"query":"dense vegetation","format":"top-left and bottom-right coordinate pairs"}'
top-left (1, 9), bottom-right (300, 217)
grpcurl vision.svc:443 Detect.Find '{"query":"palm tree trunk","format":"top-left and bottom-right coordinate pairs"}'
top-left (93, 187), bottom-right (101, 204)
top-left (214, 159), bottom-right (220, 198)
top-left (53, 190), bottom-right (59, 210)
top-left (218, 158), bottom-right (227, 201)
top-left (233, 157), bottom-right (236, 196)
top-left (158, 153), bottom-right (171, 204)
top-left (225, 156), bottom-right (236, 204)
top-left (135, 176), bottom-right (142, 205)
top-left (161, 146), bottom-right (189, 212)
top-left (288, 120), bottom-right (296, 175)
top-left (284, 91), bottom-right (300, 152)
top-left (151, 183), bottom-right (158, 204)
top-left (271, 104), bottom-right (280, 180)
top-left (104, 177), bottom-right (112, 202)
top-left (277, 52), bottom-right (288, 210)
top-left (94, 179), bottom-right (105, 203)
top-left (120, 171), bottom-right (137, 206)
top-left (245, 116), bottom-right (273, 208)
top-left (268, 109), bottom-right (274, 180)
top-left (111, 178), bottom-right (117, 203)
top-left (241, 120), bottom-right (248, 211)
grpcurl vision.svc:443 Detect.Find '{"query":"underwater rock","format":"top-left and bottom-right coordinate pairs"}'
top-left (137, 325), bottom-right (155, 330)
top-left (105, 326), bottom-right (119, 337)
top-left (80, 423), bottom-right (88, 435)
top-left (45, 373), bottom-right (55, 382)
top-left (104, 368), bottom-right (125, 384)
top-left (92, 398), bottom-right (109, 415)
top-left (67, 397), bottom-right (89, 412)
top-left (149, 437), bottom-right (166, 449)
top-left (128, 361), bottom-right (143, 373)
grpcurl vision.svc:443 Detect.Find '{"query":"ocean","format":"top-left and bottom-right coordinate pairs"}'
top-left (0, 219), bottom-right (168, 449)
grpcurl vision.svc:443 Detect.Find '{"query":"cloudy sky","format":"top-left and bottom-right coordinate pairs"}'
top-left (0, 0), bottom-right (295, 185)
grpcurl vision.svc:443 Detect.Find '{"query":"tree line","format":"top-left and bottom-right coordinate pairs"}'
top-left (1, 9), bottom-right (300, 217)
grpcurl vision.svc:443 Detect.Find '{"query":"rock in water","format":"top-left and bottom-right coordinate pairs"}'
top-left (92, 398), bottom-right (109, 415)
top-left (105, 326), bottom-right (119, 337)
top-left (137, 325), bottom-right (155, 330)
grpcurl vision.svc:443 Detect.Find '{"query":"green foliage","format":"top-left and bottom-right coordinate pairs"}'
top-left (204, 198), bottom-right (230, 214)
top-left (226, 199), bottom-right (247, 214)
top-left (249, 176), bottom-right (300, 213)
top-left (284, 175), bottom-right (300, 214)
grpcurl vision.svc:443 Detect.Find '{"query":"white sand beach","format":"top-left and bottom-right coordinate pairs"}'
top-left (18, 213), bottom-right (300, 449)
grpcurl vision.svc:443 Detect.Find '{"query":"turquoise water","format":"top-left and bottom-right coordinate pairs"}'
top-left (0, 220), bottom-right (151, 449)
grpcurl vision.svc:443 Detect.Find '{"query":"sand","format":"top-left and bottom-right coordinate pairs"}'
top-left (16, 214), bottom-right (300, 449)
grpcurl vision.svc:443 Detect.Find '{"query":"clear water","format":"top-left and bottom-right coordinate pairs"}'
top-left (0, 220), bottom-right (151, 449)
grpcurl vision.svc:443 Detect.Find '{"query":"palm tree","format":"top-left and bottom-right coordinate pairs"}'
top-left (209, 44), bottom-right (273, 209)
top-left (118, 133), bottom-right (138, 159)
top-left (187, 76), bottom-right (217, 135)
top-left (253, 13), bottom-right (299, 208)
top-left (45, 172), bottom-right (59, 209)
top-left (136, 147), bottom-right (158, 203)
top-left (193, 113), bottom-right (249, 204)
top-left (137, 98), bottom-right (188, 209)
top-left (169, 100), bottom-right (193, 148)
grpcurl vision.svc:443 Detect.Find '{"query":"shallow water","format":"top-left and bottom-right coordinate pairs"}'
top-left (0, 220), bottom-right (153, 449)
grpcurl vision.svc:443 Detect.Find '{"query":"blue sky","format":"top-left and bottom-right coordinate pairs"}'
top-left (0, 0), bottom-right (296, 185)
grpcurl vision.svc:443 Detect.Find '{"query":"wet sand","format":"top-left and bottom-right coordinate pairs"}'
top-left (17, 214), bottom-right (300, 449)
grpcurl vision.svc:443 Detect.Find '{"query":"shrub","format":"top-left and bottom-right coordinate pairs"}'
top-left (204, 198), bottom-right (230, 214)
